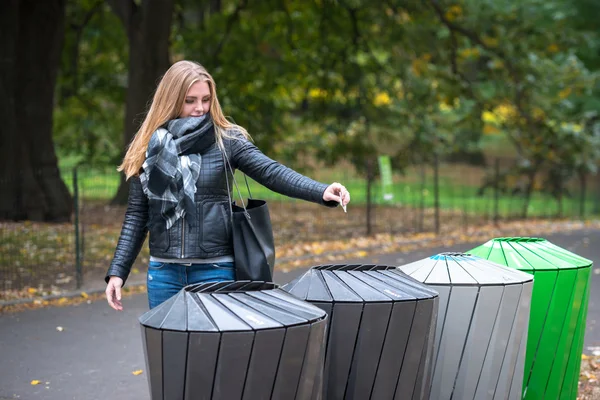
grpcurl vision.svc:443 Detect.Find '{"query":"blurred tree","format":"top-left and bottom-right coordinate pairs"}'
top-left (106, 0), bottom-right (175, 204)
top-left (0, 0), bottom-right (72, 222)
top-left (54, 0), bottom-right (127, 167)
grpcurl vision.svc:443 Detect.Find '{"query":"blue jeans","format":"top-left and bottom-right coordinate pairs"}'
top-left (147, 261), bottom-right (235, 309)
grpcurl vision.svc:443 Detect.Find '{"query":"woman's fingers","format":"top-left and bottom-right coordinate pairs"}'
top-left (106, 277), bottom-right (124, 311)
top-left (324, 182), bottom-right (351, 206)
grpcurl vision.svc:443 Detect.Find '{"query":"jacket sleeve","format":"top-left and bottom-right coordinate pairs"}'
top-left (105, 176), bottom-right (149, 285)
top-left (228, 134), bottom-right (338, 208)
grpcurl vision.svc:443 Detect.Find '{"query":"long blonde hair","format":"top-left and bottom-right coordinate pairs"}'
top-left (118, 60), bottom-right (249, 179)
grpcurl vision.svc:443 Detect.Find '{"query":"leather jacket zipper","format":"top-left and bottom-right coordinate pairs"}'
top-left (181, 216), bottom-right (185, 258)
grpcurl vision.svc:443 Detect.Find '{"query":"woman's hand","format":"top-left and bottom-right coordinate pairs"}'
top-left (323, 182), bottom-right (351, 207)
top-left (105, 276), bottom-right (124, 311)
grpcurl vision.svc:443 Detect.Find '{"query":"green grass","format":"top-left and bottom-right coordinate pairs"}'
top-left (57, 162), bottom-right (597, 219)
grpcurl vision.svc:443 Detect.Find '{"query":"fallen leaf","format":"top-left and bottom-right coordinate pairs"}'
top-left (80, 292), bottom-right (88, 299)
top-left (132, 370), bottom-right (143, 376)
top-left (31, 380), bottom-right (40, 385)
top-left (27, 288), bottom-right (37, 294)
top-left (583, 354), bottom-right (590, 360)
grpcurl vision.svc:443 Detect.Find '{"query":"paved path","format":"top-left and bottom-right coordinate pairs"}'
top-left (1, 229), bottom-right (598, 400)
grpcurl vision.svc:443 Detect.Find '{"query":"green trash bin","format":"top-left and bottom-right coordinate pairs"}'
top-left (469, 237), bottom-right (592, 400)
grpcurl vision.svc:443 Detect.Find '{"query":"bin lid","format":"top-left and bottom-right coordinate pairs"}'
top-left (282, 264), bottom-right (438, 303)
top-left (139, 281), bottom-right (327, 332)
top-left (400, 252), bottom-right (533, 285)
top-left (469, 237), bottom-right (593, 271)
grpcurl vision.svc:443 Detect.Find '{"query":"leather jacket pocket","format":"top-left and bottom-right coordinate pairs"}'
top-left (200, 200), bottom-right (231, 251)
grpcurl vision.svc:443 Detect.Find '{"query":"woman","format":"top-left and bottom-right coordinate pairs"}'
top-left (105, 60), bottom-right (350, 310)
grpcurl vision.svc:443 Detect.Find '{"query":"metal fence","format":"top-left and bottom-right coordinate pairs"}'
top-left (1, 158), bottom-right (599, 294)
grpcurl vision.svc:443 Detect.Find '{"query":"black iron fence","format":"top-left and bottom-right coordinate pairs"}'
top-left (1, 158), bottom-right (599, 294)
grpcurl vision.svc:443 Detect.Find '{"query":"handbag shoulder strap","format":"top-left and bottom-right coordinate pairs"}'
top-left (221, 147), bottom-right (250, 219)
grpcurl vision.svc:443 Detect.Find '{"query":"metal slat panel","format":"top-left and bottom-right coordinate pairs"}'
top-left (321, 271), bottom-right (362, 302)
top-left (495, 283), bottom-right (531, 400)
top-left (144, 327), bottom-right (163, 400)
top-left (345, 303), bottom-right (392, 400)
top-left (212, 332), bottom-right (254, 400)
top-left (184, 333), bottom-right (219, 400)
top-left (229, 292), bottom-right (308, 326)
top-left (324, 303), bottom-right (363, 400)
top-left (430, 286), bottom-right (478, 400)
top-left (213, 293), bottom-right (282, 329)
top-left (394, 299), bottom-right (434, 400)
top-left (162, 331), bottom-right (188, 400)
top-left (452, 285), bottom-right (504, 399)
top-left (420, 296), bottom-right (439, 400)
top-left (474, 284), bottom-right (522, 399)
top-left (296, 321), bottom-right (327, 400)
top-left (410, 298), bottom-right (436, 400)
top-left (271, 324), bottom-right (311, 399)
top-left (242, 328), bottom-right (285, 400)
top-left (371, 301), bottom-right (417, 400)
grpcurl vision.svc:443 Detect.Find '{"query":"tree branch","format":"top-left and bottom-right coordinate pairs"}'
top-left (428, 0), bottom-right (535, 128)
top-left (105, 0), bottom-right (135, 29)
top-left (212, 0), bottom-right (248, 61)
top-left (64, 0), bottom-right (104, 100)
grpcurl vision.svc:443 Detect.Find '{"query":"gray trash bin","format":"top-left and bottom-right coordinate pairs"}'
top-left (399, 252), bottom-right (533, 400)
top-left (282, 264), bottom-right (439, 400)
top-left (139, 280), bottom-right (328, 400)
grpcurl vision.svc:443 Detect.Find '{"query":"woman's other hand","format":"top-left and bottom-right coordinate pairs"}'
top-left (323, 182), bottom-right (351, 207)
top-left (105, 276), bottom-right (124, 311)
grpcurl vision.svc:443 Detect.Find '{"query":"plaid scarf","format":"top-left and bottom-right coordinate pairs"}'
top-left (140, 115), bottom-right (215, 231)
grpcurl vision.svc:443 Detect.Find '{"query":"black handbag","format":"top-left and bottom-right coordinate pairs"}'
top-left (222, 151), bottom-right (275, 282)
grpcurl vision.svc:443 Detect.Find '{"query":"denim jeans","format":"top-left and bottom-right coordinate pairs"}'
top-left (147, 261), bottom-right (235, 309)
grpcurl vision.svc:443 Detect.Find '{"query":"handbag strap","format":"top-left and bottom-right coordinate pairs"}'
top-left (221, 147), bottom-right (251, 219)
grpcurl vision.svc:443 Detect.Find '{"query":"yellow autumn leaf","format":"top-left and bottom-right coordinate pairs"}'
top-left (31, 380), bottom-right (41, 385)
top-left (373, 92), bottom-right (392, 107)
top-left (482, 111), bottom-right (498, 124)
top-left (547, 43), bottom-right (559, 53)
top-left (439, 103), bottom-right (453, 112)
top-left (482, 36), bottom-right (498, 48)
top-left (308, 88), bottom-right (327, 99)
top-left (80, 292), bottom-right (88, 299)
top-left (582, 354), bottom-right (590, 360)
top-left (27, 288), bottom-right (37, 294)
top-left (357, 251), bottom-right (368, 257)
top-left (132, 370), bottom-right (144, 376)
top-left (558, 87), bottom-right (572, 99)
top-left (445, 5), bottom-right (462, 21)
top-left (458, 48), bottom-right (480, 59)
top-left (483, 124), bottom-right (500, 135)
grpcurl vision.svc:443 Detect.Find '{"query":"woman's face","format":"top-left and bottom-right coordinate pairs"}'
top-left (180, 81), bottom-right (211, 118)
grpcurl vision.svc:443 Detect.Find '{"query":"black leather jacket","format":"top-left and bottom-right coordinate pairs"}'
top-left (106, 131), bottom-right (336, 284)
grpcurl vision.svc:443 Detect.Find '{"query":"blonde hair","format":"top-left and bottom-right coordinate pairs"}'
top-left (118, 60), bottom-right (249, 179)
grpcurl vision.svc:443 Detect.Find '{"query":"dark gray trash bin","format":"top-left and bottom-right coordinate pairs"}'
top-left (282, 264), bottom-right (439, 400)
top-left (139, 280), bottom-right (328, 400)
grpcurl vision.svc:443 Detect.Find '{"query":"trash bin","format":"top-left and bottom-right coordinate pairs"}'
top-left (399, 252), bottom-right (533, 400)
top-left (282, 264), bottom-right (439, 400)
top-left (139, 280), bottom-right (328, 400)
top-left (469, 237), bottom-right (592, 400)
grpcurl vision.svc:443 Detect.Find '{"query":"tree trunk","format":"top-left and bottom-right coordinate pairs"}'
top-left (0, 0), bottom-right (72, 222)
top-left (365, 157), bottom-right (375, 236)
top-left (579, 170), bottom-right (587, 219)
top-left (433, 153), bottom-right (440, 235)
top-left (108, 0), bottom-right (175, 204)
top-left (521, 169), bottom-right (537, 219)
